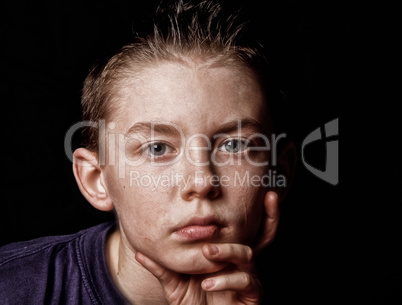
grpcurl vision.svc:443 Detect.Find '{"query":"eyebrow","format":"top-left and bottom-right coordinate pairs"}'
top-left (124, 118), bottom-right (263, 139)
top-left (214, 118), bottom-right (264, 136)
top-left (125, 122), bottom-right (182, 138)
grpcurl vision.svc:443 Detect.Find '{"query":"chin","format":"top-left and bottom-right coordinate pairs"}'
top-left (161, 248), bottom-right (228, 275)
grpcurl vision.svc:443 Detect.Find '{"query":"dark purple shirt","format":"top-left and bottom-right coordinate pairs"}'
top-left (0, 222), bottom-right (127, 304)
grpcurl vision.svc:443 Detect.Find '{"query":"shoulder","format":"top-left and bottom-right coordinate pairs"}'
top-left (0, 230), bottom-right (80, 266)
top-left (0, 222), bottom-right (112, 266)
top-left (0, 221), bottom-right (116, 305)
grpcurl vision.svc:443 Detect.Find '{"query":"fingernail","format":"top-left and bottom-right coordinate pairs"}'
top-left (208, 245), bottom-right (219, 255)
top-left (202, 279), bottom-right (215, 290)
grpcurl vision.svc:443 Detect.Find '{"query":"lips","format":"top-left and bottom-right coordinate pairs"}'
top-left (173, 216), bottom-right (224, 241)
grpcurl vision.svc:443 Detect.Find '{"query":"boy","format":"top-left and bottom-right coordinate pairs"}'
top-left (0, 0), bottom-right (294, 304)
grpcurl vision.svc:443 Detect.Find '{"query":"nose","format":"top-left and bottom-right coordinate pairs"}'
top-left (180, 147), bottom-right (221, 201)
top-left (180, 166), bottom-right (221, 201)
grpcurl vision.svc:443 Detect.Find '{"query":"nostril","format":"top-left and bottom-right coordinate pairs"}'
top-left (187, 191), bottom-right (196, 199)
top-left (208, 187), bottom-right (221, 199)
top-left (180, 170), bottom-right (222, 201)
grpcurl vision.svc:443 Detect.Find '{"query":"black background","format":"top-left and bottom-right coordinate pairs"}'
top-left (1, 0), bottom-right (400, 304)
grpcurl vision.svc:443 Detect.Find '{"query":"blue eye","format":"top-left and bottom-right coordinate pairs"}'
top-left (145, 142), bottom-right (173, 157)
top-left (149, 143), bottom-right (166, 156)
top-left (219, 139), bottom-right (247, 153)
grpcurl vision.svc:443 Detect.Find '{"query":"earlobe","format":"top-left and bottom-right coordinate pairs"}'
top-left (73, 148), bottom-right (114, 212)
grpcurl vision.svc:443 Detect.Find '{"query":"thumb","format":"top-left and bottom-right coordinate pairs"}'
top-left (253, 191), bottom-right (280, 254)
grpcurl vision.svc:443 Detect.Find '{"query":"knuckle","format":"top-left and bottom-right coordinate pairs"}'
top-left (227, 243), bottom-right (236, 254)
top-left (239, 272), bottom-right (252, 287)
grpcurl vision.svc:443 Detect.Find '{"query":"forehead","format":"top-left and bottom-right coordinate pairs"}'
top-left (110, 61), bottom-right (267, 133)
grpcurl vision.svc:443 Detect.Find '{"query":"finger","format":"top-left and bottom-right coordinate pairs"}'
top-left (202, 243), bottom-right (253, 266)
top-left (135, 252), bottom-right (178, 290)
top-left (253, 191), bottom-right (280, 253)
top-left (201, 271), bottom-right (261, 297)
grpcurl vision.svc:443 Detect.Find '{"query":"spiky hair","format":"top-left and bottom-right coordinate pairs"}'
top-left (81, 0), bottom-right (268, 151)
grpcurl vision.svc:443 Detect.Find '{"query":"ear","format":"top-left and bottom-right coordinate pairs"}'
top-left (274, 140), bottom-right (297, 202)
top-left (73, 148), bottom-right (114, 211)
top-left (253, 191), bottom-right (280, 253)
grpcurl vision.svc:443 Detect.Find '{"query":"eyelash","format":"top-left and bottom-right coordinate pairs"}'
top-left (142, 137), bottom-right (253, 161)
top-left (143, 142), bottom-right (175, 159)
top-left (217, 138), bottom-right (249, 154)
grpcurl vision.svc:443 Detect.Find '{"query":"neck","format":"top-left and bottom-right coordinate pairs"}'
top-left (106, 228), bottom-right (168, 305)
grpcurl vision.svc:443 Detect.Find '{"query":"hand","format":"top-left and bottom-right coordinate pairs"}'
top-left (135, 191), bottom-right (279, 305)
top-left (135, 243), bottom-right (261, 305)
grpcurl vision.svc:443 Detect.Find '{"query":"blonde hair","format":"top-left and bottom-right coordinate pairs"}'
top-left (81, 0), bottom-right (268, 151)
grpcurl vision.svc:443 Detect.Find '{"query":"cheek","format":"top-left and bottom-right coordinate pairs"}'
top-left (115, 187), bottom-right (170, 229)
top-left (112, 186), bottom-right (174, 258)
top-left (103, 166), bottom-right (172, 235)
top-left (229, 186), bottom-right (265, 238)
top-left (219, 166), bottom-right (267, 242)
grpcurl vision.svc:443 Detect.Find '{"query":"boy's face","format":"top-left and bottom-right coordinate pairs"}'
top-left (102, 61), bottom-right (270, 273)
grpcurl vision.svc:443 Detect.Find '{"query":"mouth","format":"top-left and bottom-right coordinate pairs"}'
top-left (173, 216), bottom-right (225, 241)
